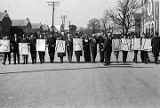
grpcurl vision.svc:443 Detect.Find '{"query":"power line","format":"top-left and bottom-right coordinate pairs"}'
top-left (47, 1), bottom-right (60, 35)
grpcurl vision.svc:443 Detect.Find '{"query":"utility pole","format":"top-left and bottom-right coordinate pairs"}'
top-left (47, 1), bottom-right (60, 36)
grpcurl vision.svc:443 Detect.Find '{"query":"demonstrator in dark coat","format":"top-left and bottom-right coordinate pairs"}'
top-left (151, 32), bottom-right (160, 64)
top-left (103, 33), bottom-right (112, 65)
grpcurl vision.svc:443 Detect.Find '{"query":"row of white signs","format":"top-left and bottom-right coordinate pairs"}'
top-left (0, 39), bottom-right (83, 55)
top-left (113, 38), bottom-right (152, 51)
top-left (0, 38), bottom-right (152, 54)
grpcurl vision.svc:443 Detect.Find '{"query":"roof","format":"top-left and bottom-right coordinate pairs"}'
top-left (12, 19), bottom-right (30, 26)
top-left (0, 12), bottom-right (8, 21)
top-left (32, 23), bottom-right (41, 29)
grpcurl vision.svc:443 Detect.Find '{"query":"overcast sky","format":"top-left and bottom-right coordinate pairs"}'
top-left (0, 0), bottom-right (117, 28)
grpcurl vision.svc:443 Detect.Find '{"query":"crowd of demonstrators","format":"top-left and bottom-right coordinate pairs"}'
top-left (1, 31), bottom-right (160, 65)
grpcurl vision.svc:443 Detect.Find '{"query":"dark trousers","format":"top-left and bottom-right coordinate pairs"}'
top-left (60, 56), bottom-right (64, 63)
top-left (91, 50), bottom-right (97, 63)
top-left (31, 51), bottom-right (37, 64)
top-left (99, 51), bottom-right (104, 62)
top-left (153, 53), bottom-right (159, 64)
top-left (38, 52), bottom-right (45, 63)
top-left (122, 51), bottom-right (128, 63)
top-left (104, 51), bottom-right (112, 65)
top-left (13, 51), bottom-right (20, 64)
top-left (114, 51), bottom-right (119, 63)
top-left (49, 52), bottom-right (55, 63)
top-left (3, 52), bottom-right (11, 64)
top-left (76, 56), bottom-right (80, 63)
top-left (67, 51), bottom-right (73, 63)
top-left (23, 55), bottom-right (28, 64)
top-left (133, 50), bottom-right (138, 63)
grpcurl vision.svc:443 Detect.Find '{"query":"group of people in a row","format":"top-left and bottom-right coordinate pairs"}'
top-left (1, 31), bottom-right (160, 65)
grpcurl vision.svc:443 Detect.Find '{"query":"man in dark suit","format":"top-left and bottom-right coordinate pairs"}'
top-left (11, 33), bottom-right (20, 64)
top-left (30, 34), bottom-right (37, 64)
top-left (47, 34), bottom-right (56, 63)
top-left (151, 32), bottom-right (160, 64)
top-left (103, 33), bottom-right (112, 65)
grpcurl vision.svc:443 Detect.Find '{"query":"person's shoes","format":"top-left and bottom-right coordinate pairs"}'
top-left (2, 62), bottom-right (5, 65)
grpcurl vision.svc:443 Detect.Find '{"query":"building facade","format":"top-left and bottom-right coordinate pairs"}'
top-left (141, 0), bottom-right (160, 36)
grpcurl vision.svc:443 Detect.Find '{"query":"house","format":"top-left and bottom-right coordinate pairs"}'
top-left (0, 10), bottom-right (11, 38)
top-left (31, 23), bottom-right (42, 33)
top-left (11, 18), bottom-right (32, 36)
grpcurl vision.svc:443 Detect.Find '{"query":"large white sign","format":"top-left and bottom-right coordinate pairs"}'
top-left (141, 39), bottom-right (152, 51)
top-left (56, 40), bottom-right (66, 53)
top-left (121, 38), bottom-right (132, 51)
top-left (112, 39), bottom-right (121, 51)
top-left (0, 40), bottom-right (10, 52)
top-left (19, 43), bottom-right (29, 55)
top-left (73, 38), bottom-right (83, 51)
top-left (36, 39), bottom-right (46, 51)
top-left (132, 38), bottom-right (141, 50)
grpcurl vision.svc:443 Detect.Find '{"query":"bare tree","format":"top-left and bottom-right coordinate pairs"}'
top-left (107, 0), bottom-right (141, 36)
top-left (87, 18), bottom-right (101, 34)
top-left (101, 10), bottom-right (117, 34)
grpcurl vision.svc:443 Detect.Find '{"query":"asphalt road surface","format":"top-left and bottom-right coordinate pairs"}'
top-left (0, 52), bottom-right (160, 108)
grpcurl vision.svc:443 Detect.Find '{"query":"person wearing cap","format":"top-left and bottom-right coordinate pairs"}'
top-left (90, 34), bottom-right (97, 63)
top-left (103, 33), bottom-right (112, 65)
top-left (151, 32), bottom-right (160, 64)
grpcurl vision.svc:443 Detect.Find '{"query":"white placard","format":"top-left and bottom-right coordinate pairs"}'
top-left (36, 39), bottom-right (46, 51)
top-left (0, 40), bottom-right (10, 52)
top-left (132, 38), bottom-right (141, 50)
top-left (73, 38), bottom-right (83, 51)
top-left (56, 40), bottom-right (66, 53)
top-left (121, 38), bottom-right (132, 51)
top-left (141, 39), bottom-right (152, 51)
top-left (112, 39), bottom-right (121, 51)
top-left (19, 43), bottom-right (29, 55)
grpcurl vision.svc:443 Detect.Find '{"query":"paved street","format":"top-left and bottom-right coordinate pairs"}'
top-left (0, 52), bottom-right (160, 108)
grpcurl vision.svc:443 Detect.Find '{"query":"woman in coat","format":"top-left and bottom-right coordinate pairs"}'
top-left (83, 35), bottom-right (91, 62)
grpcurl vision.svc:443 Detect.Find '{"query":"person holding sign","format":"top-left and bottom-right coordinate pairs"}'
top-left (56, 34), bottom-right (66, 63)
top-left (151, 32), bottom-right (160, 64)
top-left (112, 36), bottom-right (121, 63)
top-left (1, 35), bottom-right (11, 65)
top-left (37, 34), bottom-right (46, 64)
top-left (73, 33), bottom-right (82, 63)
top-left (121, 35), bottom-right (130, 63)
top-left (132, 34), bottom-right (140, 63)
top-left (20, 34), bottom-right (30, 64)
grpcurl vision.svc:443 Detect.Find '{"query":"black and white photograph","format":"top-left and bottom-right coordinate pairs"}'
top-left (0, 0), bottom-right (160, 107)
